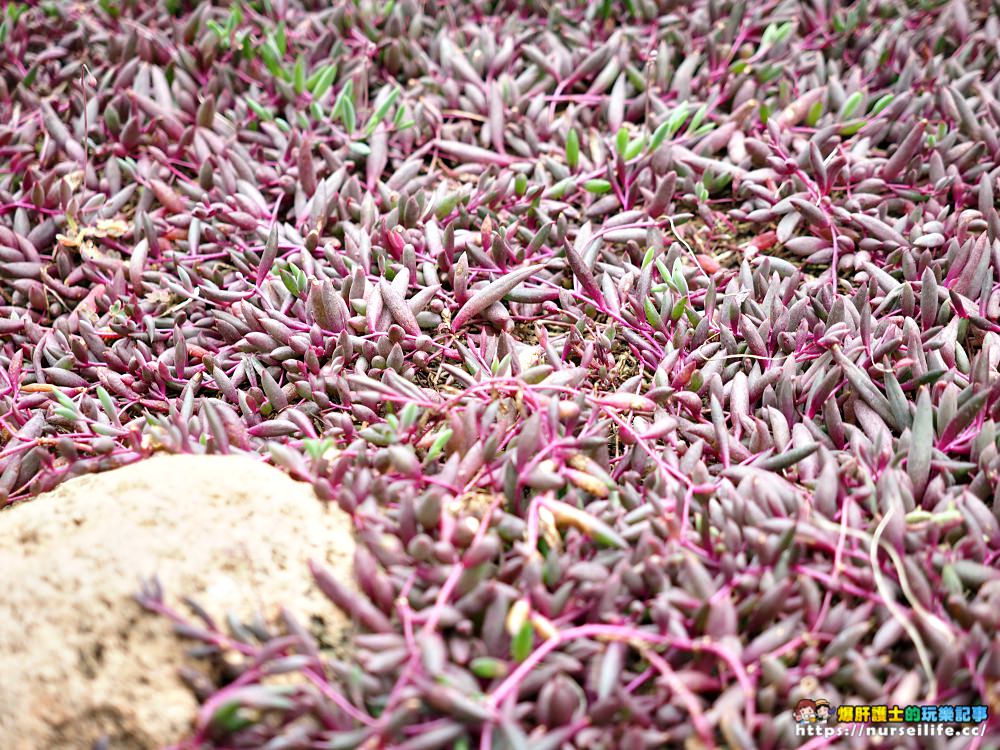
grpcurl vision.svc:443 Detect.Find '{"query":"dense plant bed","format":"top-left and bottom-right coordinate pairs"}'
top-left (1, 0), bottom-right (999, 748)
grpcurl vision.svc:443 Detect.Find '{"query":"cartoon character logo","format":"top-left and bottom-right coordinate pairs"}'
top-left (815, 699), bottom-right (833, 722)
top-left (794, 698), bottom-right (835, 724)
top-left (794, 699), bottom-right (817, 723)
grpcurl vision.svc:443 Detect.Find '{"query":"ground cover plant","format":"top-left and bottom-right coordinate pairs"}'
top-left (2, 0), bottom-right (1000, 747)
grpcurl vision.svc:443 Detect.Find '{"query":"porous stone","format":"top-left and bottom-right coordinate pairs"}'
top-left (0, 454), bottom-right (355, 750)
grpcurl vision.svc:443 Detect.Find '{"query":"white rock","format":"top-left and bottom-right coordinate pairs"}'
top-left (0, 454), bottom-right (355, 750)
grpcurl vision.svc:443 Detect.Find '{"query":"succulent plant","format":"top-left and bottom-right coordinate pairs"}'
top-left (2, 0), bottom-right (999, 748)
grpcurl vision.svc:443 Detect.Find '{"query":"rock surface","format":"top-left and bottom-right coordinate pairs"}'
top-left (0, 454), bottom-right (355, 750)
